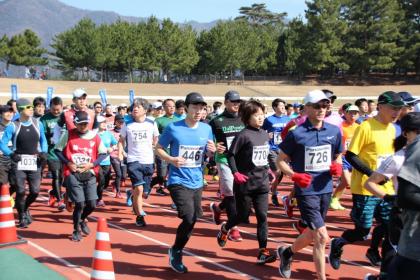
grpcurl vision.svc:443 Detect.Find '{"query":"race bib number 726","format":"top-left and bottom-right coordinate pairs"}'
top-left (179, 145), bottom-right (203, 168)
top-left (304, 145), bottom-right (331, 172)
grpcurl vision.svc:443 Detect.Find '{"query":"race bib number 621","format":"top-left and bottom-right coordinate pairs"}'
top-left (304, 145), bottom-right (331, 172)
top-left (179, 145), bottom-right (203, 168)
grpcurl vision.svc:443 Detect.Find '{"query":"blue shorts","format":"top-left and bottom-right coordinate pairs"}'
top-left (342, 156), bottom-right (352, 171)
top-left (296, 193), bottom-right (331, 230)
top-left (350, 194), bottom-right (392, 229)
top-left (127, 162), bottom-right (154, 193)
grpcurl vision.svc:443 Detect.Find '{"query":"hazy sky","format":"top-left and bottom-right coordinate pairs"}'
top-left (60, 0), bottom-right (307, 22)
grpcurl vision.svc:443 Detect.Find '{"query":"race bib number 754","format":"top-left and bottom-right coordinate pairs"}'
top-left (304, 145), bottom-right (331, 172)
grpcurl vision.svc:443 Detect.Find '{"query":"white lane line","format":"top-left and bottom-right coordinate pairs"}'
top-left (27, 240), bottom-right (90, 278)
top-left (88, 216), bottom-right (261, 280)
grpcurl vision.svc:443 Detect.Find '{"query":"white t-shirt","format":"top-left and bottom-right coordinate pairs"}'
top-left (376, 149), bottom-right (405, 191)
top-left (121, 119), bottom-right (159, 164)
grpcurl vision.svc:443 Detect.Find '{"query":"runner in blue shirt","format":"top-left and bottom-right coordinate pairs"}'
top-left (262, 98), bottom-right (290, 207)
top-left (276, 90), bottom-right (343, 279)
top-left (155, 92), bottom-right (216, 274)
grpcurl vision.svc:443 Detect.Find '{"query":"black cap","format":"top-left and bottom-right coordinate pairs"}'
top-left (0, 105), bottom-right (13, 114)
top-left (73, 111), bottom-right (90, 124)
top-left (114, 114), bottom-right (124, 122)
top-left (400, 112), bottom-right (420, 131)
top-left (224, 90), bottom-right (241, 102)
top-left (378, 91), bottom-right (405, 107)
top-left (322, 89), bottom-right (337, 101)
top-left (399, 91), bottom-right (418, 105)
top-left (185, 92), bottom-right (207, 106)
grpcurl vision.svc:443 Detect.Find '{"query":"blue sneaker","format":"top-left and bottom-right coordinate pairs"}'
top-left (126, 189), bottom-right (133, 207)
top-left (168, 247), bottom-right (188, 273)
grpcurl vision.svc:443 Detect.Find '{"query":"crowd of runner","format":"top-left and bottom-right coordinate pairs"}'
top-left (0, 88), bottom-right (419, 280)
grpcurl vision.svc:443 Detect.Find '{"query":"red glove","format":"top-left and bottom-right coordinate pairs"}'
top-left (233, 172), bottom-right (249, 184)
top-left (291, 173), bottom-right (312, 188)
top-left (330, 162), bottom-right (343, 177)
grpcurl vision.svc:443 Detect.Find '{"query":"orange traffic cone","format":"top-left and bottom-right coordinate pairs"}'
top-left (91, 217), bottom-right (115, 280)
top-left (0, 184), bottom-right (27, 247)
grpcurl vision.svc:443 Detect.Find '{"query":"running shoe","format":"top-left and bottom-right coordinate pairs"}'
top-left (115, 192), bottom-right (123, 199)
top-left (168, 247), bottom-right (188, 273)
top-left (277, 246), bottom-right (293, 278)
top-left (271, 194), bottom-right (280, 207)
top-left (10, 196), bottom-right (15, 208)
top-left (72, 230), bottom-right (82, 242)
top-left (330, 197), bottom-right (346, 210)
top-left (80, 221), bottom-right (90, 235)
top-left (48, 190), bottom-right (56, 207)
top-left (156, 187), bottom-right (168, 196)
top-left (17, 218), bottom-right (28, 228)
top-left (216, 189), bottom-right (222, 199)
top-left (292, 220), bottom-right (307, 234)
top-left (135, 215), bottom-right (146, 227)
top-left (210, 202), bottom-right (222, 225)
top-left (364, 274), bottom-right (379, 280)
top-left (126, 189), bottom-right (133, 206)
top-left (217, 222), bottom-right (229, 247)
top-left (228, 227), bottom-right (243, 242)
top-left (203, 179), bottom-right (208, 186)
top-left (64, 193), bottom-right (73, 212)
top-left (171, 203), bottom-right (177, 210)
top-left (256, 248), bottom-right (276, 265)
top-left (57, 200), bottom-right (66, 211)
top-left (96, 200), bottom-right (105, 207)
top-left (212, 175), bottom-right (219, 181)
top-left (365, 248), bottom-right (382, 267)
top-left (329, 238), bottom-right (344, 270)
top-left (281, 195), bottom-right (294, 218)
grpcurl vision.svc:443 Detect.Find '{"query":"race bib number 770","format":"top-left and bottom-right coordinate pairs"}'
top-left (304, 145), bottom-right (331, 172)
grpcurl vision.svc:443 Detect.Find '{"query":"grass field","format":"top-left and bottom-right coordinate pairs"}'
top-left (1, 78), bottom-right (419, 105)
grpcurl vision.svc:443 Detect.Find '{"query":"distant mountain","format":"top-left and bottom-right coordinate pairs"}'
top-left (0, 0), bottom-right (218, 48)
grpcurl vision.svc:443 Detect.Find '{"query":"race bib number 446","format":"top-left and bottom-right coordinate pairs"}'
top-left (17, 154), bottom-right (37, 171)
top-left (304, 145), bottom-right (331, 172)
top-left (252, 145), bottom-right (269, 167)
top-left (179, 145), bottom-right (203, 168)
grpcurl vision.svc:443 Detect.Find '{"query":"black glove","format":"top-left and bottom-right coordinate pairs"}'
top-left (383, 194), bottom-right (397, 203)
top-left (37, 152), bottom-right (48, 165)
top-left (10, 153), bottom-right (21, 162)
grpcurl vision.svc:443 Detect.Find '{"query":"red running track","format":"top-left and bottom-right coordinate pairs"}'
top-left (12, 177), bottom-right (379, 279)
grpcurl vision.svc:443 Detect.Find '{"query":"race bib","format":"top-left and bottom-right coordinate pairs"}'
top-left (106, 122), bottom-right (114, 131)
top-left (273, 132), bottom-right (282, 145)
top-left (131, 130), bottom-right (147, 144)
top-left (345, 139), bottom-right (352, 150)
top-left (252, 145), bottom-right (269, 167)
top-left (179, 145), bottom-right (203, 168)
top-left (71, 153), bottom-right (91, 166)
top-left (17, 154), bottom-right (37, 171)
top-left (226, 136), bottom-right (234, 150)
top-left (304, 145), bottom-right (331, 172)
top-left (377, 154), bottom-right (392, 169)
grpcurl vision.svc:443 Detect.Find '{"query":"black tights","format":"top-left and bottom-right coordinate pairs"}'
top-left (73, 200), bottom-right (96, 230)
top-left (173, 216), bottom-right (196, 250)
top-left (219, 196), bottom-right (237, 224)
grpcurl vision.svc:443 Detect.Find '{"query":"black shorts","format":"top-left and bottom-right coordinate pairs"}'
top-left (0, 158), bottom-right (12, 185)
top-left (296, 193), bottom-right (331, 230)
top-left (64, 173), bottom-right (97, 203)
top-left (167, 184), bottom-right (203, 219)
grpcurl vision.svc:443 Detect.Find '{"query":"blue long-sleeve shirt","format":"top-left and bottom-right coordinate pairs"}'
top-left (0, 119), bottom-right (48, 156)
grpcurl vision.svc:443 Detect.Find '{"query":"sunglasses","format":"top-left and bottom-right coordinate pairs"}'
top-left (310, 102), bottom-right (330, 110)
top-left (18, 105), bottom-right (33, 110)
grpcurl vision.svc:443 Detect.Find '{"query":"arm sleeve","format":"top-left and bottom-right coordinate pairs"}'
top-left (279, 129), bottom-right (296, 158)
top-left (397, 177), bottom-right (420, 211)
top-left (346, 151), bottom-right (374, 177)
top-left (54, 149), bottom-right (70, 164)
top-left (54, 131), bottom-right (69, 152)
top-left (52, 123), bottom-right (63, 144)
top-left (0, 124), bottom-right (14, 156)
top-left (38, 122), bottom-right (48, 153)
top-left (227, 133), bottom-right (245, 173)
top-left (93, 154), bottom-right (108, 167)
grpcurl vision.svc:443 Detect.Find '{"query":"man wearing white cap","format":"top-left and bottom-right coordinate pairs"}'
top-left (52, 88), bottom-right (96, 143)
top-left (276, 90), bottom-right (343, 279)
